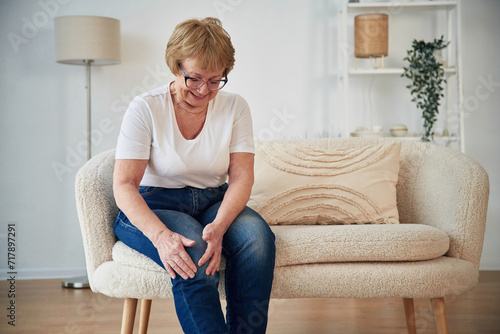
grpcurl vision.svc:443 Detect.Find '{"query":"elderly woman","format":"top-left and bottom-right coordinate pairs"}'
top-left (112, 17), bottom-right (276, 334)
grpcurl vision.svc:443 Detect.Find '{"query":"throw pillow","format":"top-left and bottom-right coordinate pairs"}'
top-left (248, 141), bottom-right (401, 225)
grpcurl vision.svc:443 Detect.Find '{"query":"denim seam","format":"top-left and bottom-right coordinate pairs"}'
top-left (180, 281), bottom-right (201, 334)
top-left (191, 188), bottom-right (198, 217)
top-left (223, 260), bottom-right (233, 331)
top-left (115, 215), bottom-right (140, 232)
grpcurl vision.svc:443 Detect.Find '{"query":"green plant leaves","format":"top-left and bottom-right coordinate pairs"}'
top-left (401, 35), bottom-right (449, 141)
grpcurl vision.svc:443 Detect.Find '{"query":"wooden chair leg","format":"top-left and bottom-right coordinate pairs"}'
top-left (431, 297), bottom-right (449, 334)
top-left (121, 298), bottom-right (138, 334)
top-left (139, 299), bottom-right (153, 334)
top-left (402, 298), bottom-right (417, 334)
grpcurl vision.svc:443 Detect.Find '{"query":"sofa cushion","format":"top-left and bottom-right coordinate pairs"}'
top-left (112, 224), bottom-right (449, 271)
top-left (113, 241), bottom-right (164, 272)
top-left (248, 141), bottom-right (401, 225)
top-left (271, 224), bottom-right (449, 267)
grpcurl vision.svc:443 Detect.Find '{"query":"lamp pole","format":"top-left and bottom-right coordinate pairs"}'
top-left (61, 60), bottom-right (94, 289)
top-left (55, 15), bottom-right (121, 289)
top-left (85, 59), bottom-right (93, 160)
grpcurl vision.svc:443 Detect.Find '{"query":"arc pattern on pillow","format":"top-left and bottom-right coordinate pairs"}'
top-left (256, 142), bottom-right (395, 176)
top-left (257, 185), bottom-right (392, 225)
top-left (248, 141), bottom-right (401, 225)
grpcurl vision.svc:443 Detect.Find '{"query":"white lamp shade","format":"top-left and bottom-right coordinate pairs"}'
top-left (55, 15), bottom-right (121, 65)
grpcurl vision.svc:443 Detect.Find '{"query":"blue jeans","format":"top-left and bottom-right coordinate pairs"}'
top-left (114, 183), bottom-right (276, 334)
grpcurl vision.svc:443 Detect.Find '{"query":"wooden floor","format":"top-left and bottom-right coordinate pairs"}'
top-left (1, 271), bottom-right (499, 334)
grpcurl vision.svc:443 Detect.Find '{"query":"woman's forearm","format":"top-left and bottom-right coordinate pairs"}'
top-left (113, 159), bottom-right (173, 245)
top-left (114, 182), bottom-right (171, 246)
top-left (211, 153), bottom-right (255, 233)
top-left (215, 178), bottom-right (252, 229)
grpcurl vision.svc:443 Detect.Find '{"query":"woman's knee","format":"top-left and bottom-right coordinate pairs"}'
top-left (152, 209), bottom-right (213, 272)
top-left (153, 209), bottom-right (205, 246)
top-left (226, 207), bottom-right (276, 261)
top-left (173, 264), bottom-right (220, 289)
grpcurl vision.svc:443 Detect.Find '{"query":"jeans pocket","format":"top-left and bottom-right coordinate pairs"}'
top-left (114, 211), bottom-right (145, 242)
top-left (139, 186), bottom-right (161, 197)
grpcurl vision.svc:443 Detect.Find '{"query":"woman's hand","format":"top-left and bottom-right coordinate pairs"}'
top-left (198, 223), bottom-right (224, 276)
top-left (153, 230), bottom-right (198, 280)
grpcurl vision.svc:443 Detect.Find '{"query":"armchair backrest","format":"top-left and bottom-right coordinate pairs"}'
top-left (75, 149), bottom-right (118, 281)
top-left (395, 140), bottom-right (489, 267)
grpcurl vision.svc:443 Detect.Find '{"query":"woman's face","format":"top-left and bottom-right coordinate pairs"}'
top-left (173, 58), bottom-right (225, 111)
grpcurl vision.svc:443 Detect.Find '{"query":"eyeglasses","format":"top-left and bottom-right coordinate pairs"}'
top-left (178, 64), bottom-right (228, 91)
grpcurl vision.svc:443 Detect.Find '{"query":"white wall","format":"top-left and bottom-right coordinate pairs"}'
top-left (459, 0), bottom-right (500, 270)
top-left (0, 0), bottom-right (498, 279)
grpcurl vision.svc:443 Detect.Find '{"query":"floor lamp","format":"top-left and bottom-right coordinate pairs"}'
top-left (55, 15), bottom-right (121, 288)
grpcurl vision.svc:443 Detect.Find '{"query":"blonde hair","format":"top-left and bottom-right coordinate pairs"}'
top-left (165, 17), bottom-right (235, 75)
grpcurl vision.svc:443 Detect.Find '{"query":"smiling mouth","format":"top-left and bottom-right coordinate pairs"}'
top-left (190, 91), bottom-right (207, 100)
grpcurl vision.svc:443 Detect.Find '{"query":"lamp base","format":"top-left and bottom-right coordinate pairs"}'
top-left (62, 275), bottom-right (90, 289)
top-left (355, 55), bottom-right (385, 70)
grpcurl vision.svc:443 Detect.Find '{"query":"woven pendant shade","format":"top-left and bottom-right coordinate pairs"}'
top-left (354, 14), bottom-right (388, 58)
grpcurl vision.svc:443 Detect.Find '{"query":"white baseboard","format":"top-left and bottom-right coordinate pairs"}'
top-left (0, 267), bottom-right (87, 280)
top-left (479, 258), bottom-right (500, 271)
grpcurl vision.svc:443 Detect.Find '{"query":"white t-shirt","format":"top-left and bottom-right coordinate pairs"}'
top-left (115, 84), bottom-right (255, 189)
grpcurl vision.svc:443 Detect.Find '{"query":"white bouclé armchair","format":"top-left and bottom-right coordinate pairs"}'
top-left (75, 138), bottom-right (489, 334)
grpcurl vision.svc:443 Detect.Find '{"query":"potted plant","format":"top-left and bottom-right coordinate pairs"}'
top-left (402, 36), bottom-right (449, 141)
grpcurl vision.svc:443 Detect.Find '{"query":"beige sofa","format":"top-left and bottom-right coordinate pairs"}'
top-left (75, 138), bottom-right (489, 334)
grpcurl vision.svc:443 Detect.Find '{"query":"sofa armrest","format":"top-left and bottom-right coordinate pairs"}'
top-left (397, 142), bottom-right (489, 267)
top-left (75, 149), bottom-right (118, 284)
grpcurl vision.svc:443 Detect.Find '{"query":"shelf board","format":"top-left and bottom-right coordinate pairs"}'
top-left (347, 1), bottom-right (457, 11)
top-left (349, 134), bottom-right (460, 142)
top-left (347, 67), bottom-right (456, 76)
top-left (349, 68), bottom-right (404, 75)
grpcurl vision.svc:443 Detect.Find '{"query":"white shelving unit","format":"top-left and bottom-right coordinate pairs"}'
top-left (338, 0), bottom-right (465, 152)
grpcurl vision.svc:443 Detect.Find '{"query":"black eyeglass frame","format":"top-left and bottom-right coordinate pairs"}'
top-left (178, 64), bottom-right (228, 91)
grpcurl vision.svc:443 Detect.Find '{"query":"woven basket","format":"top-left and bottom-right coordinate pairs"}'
top-left (354, 14), bottom-right (388, 58)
